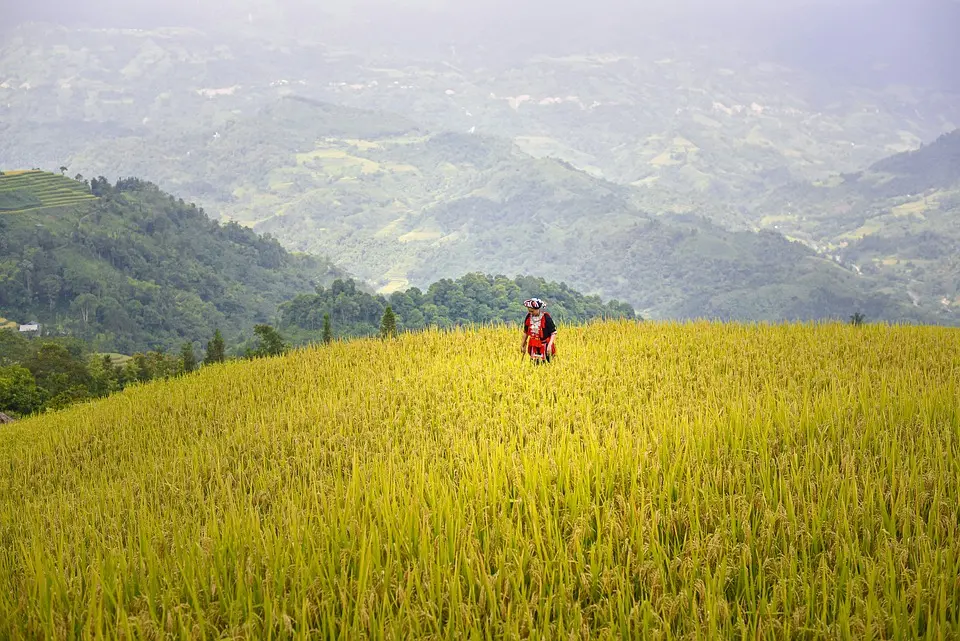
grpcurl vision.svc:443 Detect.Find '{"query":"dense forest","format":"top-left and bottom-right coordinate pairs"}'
top-left (0, 330), bottom-right (186, 416)
top-left (0, 173), bottom-right (343, 354)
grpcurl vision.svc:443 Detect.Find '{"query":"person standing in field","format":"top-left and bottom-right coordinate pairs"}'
top-left (521, 298), bottom-right (557, 364)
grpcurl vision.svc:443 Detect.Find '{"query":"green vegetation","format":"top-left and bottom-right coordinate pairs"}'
top-left (0, 329), bottom-right (187, 417)
top-left (378, 305), bottom-right (397, 339)
top-left (0, 188), bottom-right (41, 212)
top-left (0, 170), bottom-right (94, 213)
top-left (278, 273), bottom-right (636, 342)
top-left (205, 329), bottom-right (227, 365)
top-left (1, 270), bottom-right (636, 416)
top-left (0, 321), bottom-right (298, 418)
top-left (754, 131), bottom-right (960, 314)
top-left (0, 172), bottom-right (344, 354)
top-left (2, 321), bottom-right (959, 637)
top-left (248, 323), bottom-right (287, 358)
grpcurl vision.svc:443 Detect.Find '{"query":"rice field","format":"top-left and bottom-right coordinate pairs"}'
top-left (0, 170), bottom-right (96, 213)
top-left (1, 320), bottom-right (959, 639)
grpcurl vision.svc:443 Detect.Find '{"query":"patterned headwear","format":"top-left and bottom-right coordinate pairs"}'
top-left (523, 298), bottom-right (545, 310)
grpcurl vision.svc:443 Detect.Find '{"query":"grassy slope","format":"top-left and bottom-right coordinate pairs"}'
top-left (0, 170), bottom-right (96, 213)
top-left (2, 321), bottom-right (959, 638)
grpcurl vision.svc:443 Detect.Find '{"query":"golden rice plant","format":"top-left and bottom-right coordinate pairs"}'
top-left (1, 320), bottom-right (958, 639)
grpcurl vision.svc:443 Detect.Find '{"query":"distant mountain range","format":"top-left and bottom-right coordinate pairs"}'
top-left (47, 96), bottom-right (945, 324)
top-left (753, 130), bottom-right (960, 312)
top-left (5, 1), bottom-right (960, 93)
top-left (1, 22), bottom-right (958, 324)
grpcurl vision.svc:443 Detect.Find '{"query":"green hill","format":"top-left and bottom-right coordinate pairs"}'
top-left (0, 172), bottom-right (344, 353)
top-left (0, 170), bottom-right (95, 213)
top-left (753, 131), bottom-right (960, 313)
top-left (60, 98), bottom-right (943, 323)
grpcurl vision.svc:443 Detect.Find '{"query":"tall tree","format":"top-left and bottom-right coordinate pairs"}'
top-left (0, 365), bottom-right (43, 416)
top-left (180, 342), bottom-right (197, 373)
top-left (253, 324), bottom-right (287, 357)
top-left (379, 306), bottom-right (398, 339)
top-left (322, 313), bottom-right (333, 344)
top-left (205, 329), bottom-right (226, 364)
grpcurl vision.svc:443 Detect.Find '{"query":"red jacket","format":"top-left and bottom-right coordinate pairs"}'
top-left (524, 312), bottom-right (557, 356)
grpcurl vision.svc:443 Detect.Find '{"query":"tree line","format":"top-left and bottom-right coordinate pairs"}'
top-left (278, 273), bottom-right (636, 342)
top-left (0, 325), bottom-right (289, 417)
top-left (0, 273), bottom-right (635, 419)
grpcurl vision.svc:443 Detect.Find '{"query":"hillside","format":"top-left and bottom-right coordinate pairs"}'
top-left (50, 97), bottom-right (939, 323)
top-left (753, 130), bottom-right (960, 312)
top-left (0, 172), bottom-right (343, 353)
top-left (2, 321), bottom-right (960, 637)
top-left (0, 170), bottom-right (96, 212)
top-left (0, 269), bottom-right (637, 419)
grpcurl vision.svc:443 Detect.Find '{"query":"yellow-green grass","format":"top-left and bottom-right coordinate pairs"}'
top-left (840, 222), bottom-right (884, 240)
top-left (295, 149), bottom-right (381, 175)
top-left (650, 137), bottom-right (700, 167)
top-left (0, 170), bottom-right (96, 214)
top-left (759, 214), bottom-right (797, 226)
top-left (891, 198), bottom-right (937, 219)
top-left (513, 136), bottom-right (604, 176)
top-left (2, 321), bottom-right (959, 639)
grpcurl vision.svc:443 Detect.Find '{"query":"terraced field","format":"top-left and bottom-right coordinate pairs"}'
top-left (0, 170), bottom-right (96, 213)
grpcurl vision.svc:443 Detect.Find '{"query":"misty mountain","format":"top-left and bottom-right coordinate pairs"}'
top-left (2, 7), bottom-right (958, 324)
top-left (752, 130), bottom-right (960, 312)
top-left (51, 95), bottom-right (941, 323)
top-left (6, 0), bottom-right (960, 90)
top-left (765, 0), bottom-right (960, 91)
top-left (2, 20), bottom-right (956, 212)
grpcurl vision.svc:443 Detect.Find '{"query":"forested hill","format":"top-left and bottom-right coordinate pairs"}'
top-left (0, 171), bottom-right (344, 353)
top-left (751, 130), bottom-right (960, 316)
top-left (866, 130), bottom-right (960, 197)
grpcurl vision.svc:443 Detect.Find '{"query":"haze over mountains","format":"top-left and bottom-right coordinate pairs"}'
top-left (2, 0), bottom-right (959, 324)
top-left (6, 0), bottom-right (960, 91)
